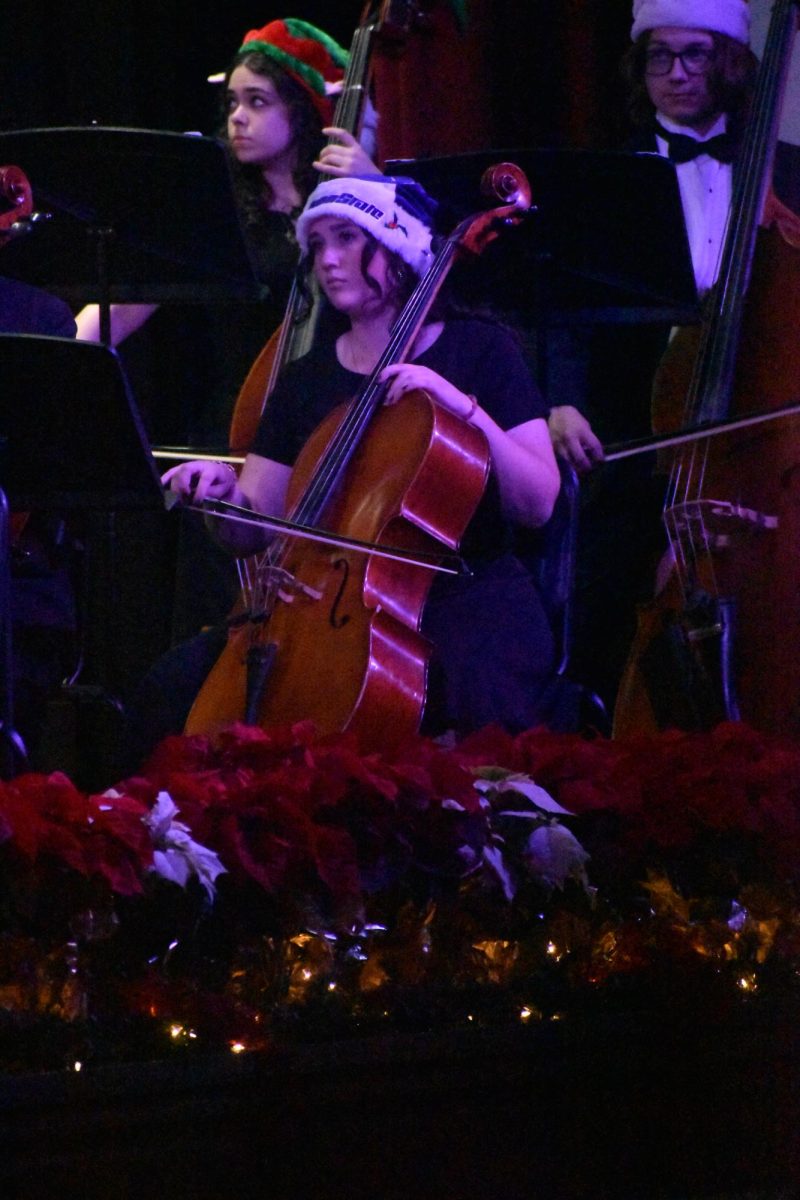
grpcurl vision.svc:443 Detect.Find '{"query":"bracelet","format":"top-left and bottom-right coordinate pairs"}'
top-left (463, 393), bottom-right (478, 422)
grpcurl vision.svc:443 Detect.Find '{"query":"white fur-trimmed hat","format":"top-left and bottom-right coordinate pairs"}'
top-left (631, 0), bottom-right (751, 44)
top-left (295, 175), bottom-right (436, 276)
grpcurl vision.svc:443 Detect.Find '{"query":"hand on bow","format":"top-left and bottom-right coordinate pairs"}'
top-left (161, 460), bottom-right (240, 506)
top-left (547, 405), bottom-right (604, 474)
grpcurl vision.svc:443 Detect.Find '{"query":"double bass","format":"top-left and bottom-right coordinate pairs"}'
top-left (613, 0), bottom-right (800, 736)
top-left (184, 165), bottom-right (533, 752)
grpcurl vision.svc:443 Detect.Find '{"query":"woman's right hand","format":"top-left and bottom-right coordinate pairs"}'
top-left (547, 405), bottom-right (604, 474)
top-left (161, 460), bottom-right (239, 505)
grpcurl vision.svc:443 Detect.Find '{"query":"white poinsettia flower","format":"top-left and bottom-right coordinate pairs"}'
top-left (473, 771), bottom-right (571, 815)
top-left (482, 842), bottom-right (516, 902)
top-left (524, 822), bottom-right (590, 893)
top-left (144, 791), bottom-right (226, 901)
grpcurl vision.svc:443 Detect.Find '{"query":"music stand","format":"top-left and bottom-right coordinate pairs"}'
top-left (386, 148), bottom-right (700, 326)
top-left (0, 335), bottom-right (163, 778)
top-left (0, 127), bottom-right (269, 344)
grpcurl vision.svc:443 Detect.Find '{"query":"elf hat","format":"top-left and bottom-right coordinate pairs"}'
top-left (296, 176), bottom-right (437, 277)
top-left (213, 18), bottom-right (349, 122)
top-left (631, 0), bottom-right (750, 44)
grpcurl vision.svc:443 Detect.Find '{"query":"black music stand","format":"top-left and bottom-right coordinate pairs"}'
top-left (386, 148), bottom-right (699, 326)
top-left (0, 335), bottom-right (163, 779)
top-left (0, 127), bottom-right (268, 344)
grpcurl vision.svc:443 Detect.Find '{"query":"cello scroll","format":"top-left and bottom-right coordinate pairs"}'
top-left (0, 166), bottom-right (32, 246)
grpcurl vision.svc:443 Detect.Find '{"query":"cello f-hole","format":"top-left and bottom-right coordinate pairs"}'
top-left (329, 558), bottom-right (352, 629)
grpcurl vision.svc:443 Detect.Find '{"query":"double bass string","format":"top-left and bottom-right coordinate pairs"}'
top-left (662, 0), bottom-right (797, 608)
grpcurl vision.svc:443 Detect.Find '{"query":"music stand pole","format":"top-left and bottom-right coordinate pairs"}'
top-left (0, 487), bottom-right (28, 778)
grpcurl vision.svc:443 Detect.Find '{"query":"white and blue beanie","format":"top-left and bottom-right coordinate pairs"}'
top-left (631, 0), bottom-right (750, 44)
top-left (295, 175), bottom-right (436, 277)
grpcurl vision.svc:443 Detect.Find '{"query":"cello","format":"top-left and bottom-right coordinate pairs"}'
top-left (184, 164), bottom-right (533, 752)
top-left (613, 0), bottom-right (800, 737)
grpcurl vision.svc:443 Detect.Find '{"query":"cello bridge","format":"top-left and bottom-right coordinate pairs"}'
top-left (263, 565), bottom-right (323, 606)
top-left (670, 499), bottom-right (778, 549)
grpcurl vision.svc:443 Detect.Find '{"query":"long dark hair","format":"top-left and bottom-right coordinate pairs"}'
top-left (221, 49), bottom-right (325, 225)
top-left (622, 30), bottom-right (758, 138)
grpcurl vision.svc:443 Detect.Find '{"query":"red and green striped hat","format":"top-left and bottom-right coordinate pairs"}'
top-left (237, 18), bottom-right (349, 122)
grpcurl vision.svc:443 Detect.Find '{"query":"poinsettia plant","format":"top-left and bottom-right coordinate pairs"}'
top-left (0, 770), bottom-right (225, 942)
top-left (119, 721), bottom-right (588, 938)
top-left (3, 716), bottom-right (800, 1070)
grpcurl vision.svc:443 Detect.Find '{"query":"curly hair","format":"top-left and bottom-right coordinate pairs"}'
top-left (622, 30), bottom-right (758, 137)
top-left (221, 49), bottom-right (326, 227)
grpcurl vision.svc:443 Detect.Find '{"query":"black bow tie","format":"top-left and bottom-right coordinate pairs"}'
top-left (655, 123), bottom-right (735, 164)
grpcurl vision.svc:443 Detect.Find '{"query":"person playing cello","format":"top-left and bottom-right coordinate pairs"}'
top-left (156, 175), bottom-right (568, 746)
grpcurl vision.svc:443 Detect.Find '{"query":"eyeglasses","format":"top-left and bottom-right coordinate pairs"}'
top-left (644, 46), bottom-right (715, 76)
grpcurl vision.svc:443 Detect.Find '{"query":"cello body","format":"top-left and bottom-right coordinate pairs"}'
top-left (186, 390), bottom-right (488, 749)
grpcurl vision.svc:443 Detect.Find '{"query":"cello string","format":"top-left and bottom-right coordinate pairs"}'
top-left (240, 19), bottom-right (376, 606)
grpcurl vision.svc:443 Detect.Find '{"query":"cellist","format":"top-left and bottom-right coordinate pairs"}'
top-left (147, 175), bottom-right (566, 755)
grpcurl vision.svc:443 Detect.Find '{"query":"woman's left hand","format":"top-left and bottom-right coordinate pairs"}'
top-left (380, 364), bottom-right (476, 420)
top-left (315, 129), bottom-right (378, 177)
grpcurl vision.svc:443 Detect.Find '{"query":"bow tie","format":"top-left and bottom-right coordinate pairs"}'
top-left (655, 123), bottom-right (735, 164)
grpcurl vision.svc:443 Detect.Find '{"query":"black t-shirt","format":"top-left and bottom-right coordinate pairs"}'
top-left (252, 316), bottom-right (547, 562)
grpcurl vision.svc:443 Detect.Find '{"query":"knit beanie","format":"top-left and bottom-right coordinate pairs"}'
top-left (631, 0), bottom-right (750, 43)
top-left (296, 176), bottom-right (437, 277)
top-left (233, 18), bottom-right (349, 122)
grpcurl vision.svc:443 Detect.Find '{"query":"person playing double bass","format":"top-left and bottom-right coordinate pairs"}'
top-left (549, 0), bottom-right (767, 476)
top-left (151, 175), bottom-right (570, 752)
top-left (546, 0), bottom-right (800, 717)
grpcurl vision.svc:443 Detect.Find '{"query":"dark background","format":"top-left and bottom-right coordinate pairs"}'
top-left (1, 2), bottom-right (634, 152)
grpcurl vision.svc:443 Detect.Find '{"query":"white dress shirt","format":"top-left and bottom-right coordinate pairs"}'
top-left (655, 111), bottom-right (732, 296)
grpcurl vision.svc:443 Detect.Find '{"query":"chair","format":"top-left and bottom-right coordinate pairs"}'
top-left (518, 458), bottom-right (609, 733)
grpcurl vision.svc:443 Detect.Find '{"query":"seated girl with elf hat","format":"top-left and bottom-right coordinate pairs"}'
top-left (75, 17), bottom-right (378, 347)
